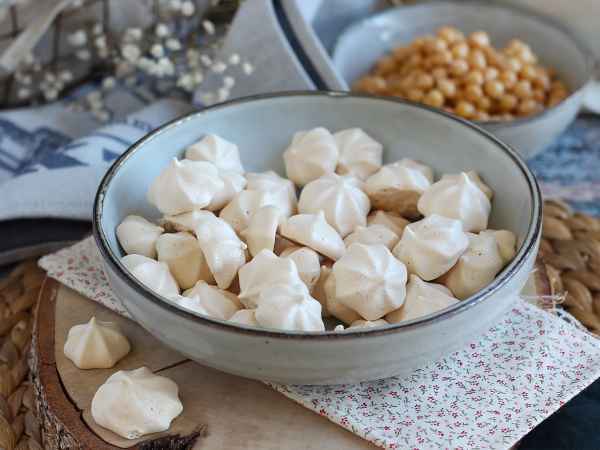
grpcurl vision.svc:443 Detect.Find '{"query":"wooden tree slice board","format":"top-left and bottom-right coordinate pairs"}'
top-left (33, 278), bottom-right (376, 450)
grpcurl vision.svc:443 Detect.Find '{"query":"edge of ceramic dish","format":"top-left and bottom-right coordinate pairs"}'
top-left (93, 90), bottom-right (542, 340)
top-left (332, 0), bottom-right (596, 127)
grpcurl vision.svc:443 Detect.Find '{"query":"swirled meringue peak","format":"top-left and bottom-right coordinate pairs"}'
top-left (348, 319), bottom-right (389, 329)
top-left (207, 170), bottom-right (247, 211)
top-left (246, 171), bottom-right (298, 218)
top-left (279, 211), bottom-right (345, 260)
top-left (481, 229), bottom-right (517, 264)
top-left (367, 210), bottom-right (409, 236)
top-left (91, 367), bottom-right (183, 440)
top-left (194, 214), bottom-right (247, 289)
top-left (160, 210), bottom-right (215, 233)
top-left (238, 249), bottom-right (303, 308)
top-left (441, 170), bottom-right (493, 200)
top-left (121, 254), bottom-right (179, 298)
top-left (147, 158), bottom-right (224, 215)
top-left (255, 283), bottom-right (325, 332)
top-left (177, 281), bottom-right (242, 320)
top-left (386, 274), bottom-right (458, 323)
top-left (417, 172), bottom-right (491, 232)
top-left (156, 231), bottom-right (214, 289)
top-left (334, 128), bottom-right (383, 180)
top-left (240, 205), bottom-right (280, 257)
top-left (116, 215), bottom-right (163, 258)
top-left (219, 190), bottom-right (270, 233)
top-left (392, 214), bottom-right (469, 281)
top-left (280, 246), bottom-right (321, 291)
top-left (298, 173), bottom-right (370, 237)
top-left (442, 232), bottom-right (505, 299)
top-left (228, 309), bottom-right (259, 327)
top-left (323, 271), bottom-right (361, 324)
top-left (343, 224), bottom-right (399, 250)
top-left (365, 159), bottom-right (432, 219)
top-left (283, 127), bottom-right (338, 186)
top-left (333, 244), bottom-right (408, 320)
top-left (64, 317), bottom-right (131, 369)
top-left (184, 134), bottom-right (244, 173)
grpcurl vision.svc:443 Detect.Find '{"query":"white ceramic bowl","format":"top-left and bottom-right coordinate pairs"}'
top-left (332, 1), bottom-right (594, 160)
top-left (93, 92), bottom-right (541, 385)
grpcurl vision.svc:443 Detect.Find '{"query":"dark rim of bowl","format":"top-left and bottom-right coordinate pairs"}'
top-left (333, 0), bottom-right (596, 127)
top-left (93, 90), bottom-right (542, 340)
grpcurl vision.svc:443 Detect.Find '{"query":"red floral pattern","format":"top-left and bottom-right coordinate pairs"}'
top-left (40, 237), bottom-right (600, 449)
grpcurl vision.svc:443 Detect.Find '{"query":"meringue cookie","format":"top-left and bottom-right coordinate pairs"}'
top-left (254, 283), bottom-right (325, 332)
top-left (156, 232), bottom-right (214, 289)
top-left (323, 270), bottom-right (363, 324)
top-left (392, 214), bottom-right (468, 281)
top-left (333, 244), bottom-right (407, 320)
top-left (481, 229), bottom-right (517, 264)
top-left (334, 128), bottom-right (383, 180)
top-left (365, 160), bottom-right (432, 219)
top-left (229, 309), bottom-right (260, 327)
top-left (312, 265), bottom-right (333, 317)
top-left (367, 210), bottom-right (409, 236)
top-left (219, 190), bottom-right (269, 233)
top-left (238, 250), bottom-right (303, 308)
top-left (121, 254), bottom-right (179, 297)
top-left (177, 281), bottom-right (242, 320)
top-left (273, 234), bottom-right (298, 255)
top-left (344, 224), bottom-right (399, 250)
top-left (246, 171), bottom-right (298, 218)
top-left (348, 319), bottom-right (389, 329)
top-left (160, 210), bottom-right (215, 233)
top-left (147, 158), bottom-right (224, 215)
top-left (280, 246), bottom-right (321, 291)
top-left (64, 317), bottom-right (131, 369)
top-left (298, 173), bottom-right (370, 237)
top-left (207, 170), bottom-right (247, 211)
top-left (279, 211), bottom-right (345, 260)
top-left (395, 158), bottom-right (434, 183)
top-left (91, 367), bottom-right (183, 440)
top-left (240, 205), bottom-right (280, 257)
top-left (417, 172), bottom-right (491, 232)
top-left (283, 127), bottom-right (338, 186)
top-left (116, 215), bottom-right (164, 258)
top-left (185, 134), bottom-right (244, 173)
top-left (386, 275), bottom-right (458, 323)
top-left (441, 170), bottom-right (493, 200)
top-left (194, 214), bottom-right (247, 289)
top-left (442, 232), bottom-right (505, 299)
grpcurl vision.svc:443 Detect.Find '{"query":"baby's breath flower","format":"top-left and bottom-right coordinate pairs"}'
top-left (151, 44), bottom-right (165, 59)
top-left (223, 76), bottom-right (235, 89)
top-left (102, 77), bottom-right (116, 90)
top-left (242, 62), bottom-right (254, 75)
top-left (67, 30), bottom-right (87, 47)
top-left (200, 54), bottom-right (213, 67)
top-left (122, 44), bottom-right (141, 62)
top-left (211, 61), bottom-right (227, 74)
top-left (165, 38), bottom-right (182, 51)
top-left (76, 49), bottom-right (91, 61)
top-left (155, 23), bottom-right (170, 37)
top-left (181, 1), bottom-right (195, 16)
top-left (228, 53), bottom-right (240, 65)
top-left (202, 20), bottom-right (216, 35)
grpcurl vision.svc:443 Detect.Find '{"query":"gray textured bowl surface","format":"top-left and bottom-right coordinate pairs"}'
top-left (332, 0), bottom-right (593, 160)
top-left (94, 92), bottom-right (541, 384)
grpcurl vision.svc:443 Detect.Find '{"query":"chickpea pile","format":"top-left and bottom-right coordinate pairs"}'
top-left (353, 27), bottom-right (569, 121)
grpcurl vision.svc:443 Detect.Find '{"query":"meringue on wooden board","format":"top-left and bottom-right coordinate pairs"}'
top-left (112, 130), bottom-right (515, 333)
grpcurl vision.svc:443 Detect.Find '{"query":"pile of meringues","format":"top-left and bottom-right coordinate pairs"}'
top-left (116, 128), bottom-right (517, 332)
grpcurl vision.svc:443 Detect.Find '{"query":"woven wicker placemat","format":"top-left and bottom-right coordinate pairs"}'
top-left (0, 260), bottom-right (44, 450)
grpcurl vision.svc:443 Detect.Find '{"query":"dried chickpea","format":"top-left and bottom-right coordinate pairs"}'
top-left (375, 56), bottom-right (397, 75)
top-left (468, 31), bottom-right (491, 48)
top-left (437, 78), bottom-right (457, 98)
top-left (532, 89), bottom-right (546, 103)
top-left (468, 50), bottom-right (487, 70)
top-left (431, 67), bottom-right (448, 80)
top-left (424, 37), bottom-right (448, 54)
top-left (499, 93), bottom-right (518, 112)
top-left (430, 50), bottom-right (453, 66)
top-left (518, 99), bottom-right (540, 116)
top-left (423, 89), bottom-right (445, 107)
top-left (455, 100), bottom-right (476, 118)
top-left (410, 37), bottom-right (426, 51)
top-left (513, 80), bottom-right (532, 99)
top-left (505, 39), bottom-right (528, 53)
top-left (548, 92), bottom-right (566, 107)
top-left (414, 72), bottom-right (435, 89)
top-left (450, 59), bottom-right (469, 76)
top-left (392, 46), bottom-right (411, 60)
top-left (520, 64), bottom-right (537, 81)
top-left (406, 88), bottom-right (425, 102)
top-left (476, 96), bottom-right (492, 112)
top-left (451, 42), bottom-right (470, 59)
top-left (504, 57), bottom-right (522, 73)
top-left (551, 80), bottom-right (567, 92)
top-left (474, 111), bottom-right (490, 121)
top-left (437, 26), bottom-right (464, 44)
top-left (484, 67), bottom-right (499, 81)
top-left (464, 70), bottom-right (484, 85)
top-left (464, 84), bottom-right (483, 102)
top-left (533, 72), bottom-right (550, 90)
top-left (354, 76), bottom-right (387, 93)
top-left (406, 52), bottom-right (423, 68)
top-left (515, 47), bottom-right (537, 64)
top-left (484, 79), bottom-right (505, 99)
top-left (499, 70), bottom-right (518, 88)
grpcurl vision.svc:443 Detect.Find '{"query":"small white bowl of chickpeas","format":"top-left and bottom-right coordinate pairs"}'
top-left (332, 1), bottom-right (594, 160)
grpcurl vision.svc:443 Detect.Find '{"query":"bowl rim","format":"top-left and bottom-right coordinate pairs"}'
top-left (93, 90), bottom-right (542, 340)
top-left (332, 0), bottom-right (596, 127)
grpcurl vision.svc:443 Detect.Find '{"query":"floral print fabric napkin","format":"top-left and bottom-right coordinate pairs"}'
top-left (39, 237), bottom-right (600, 449)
